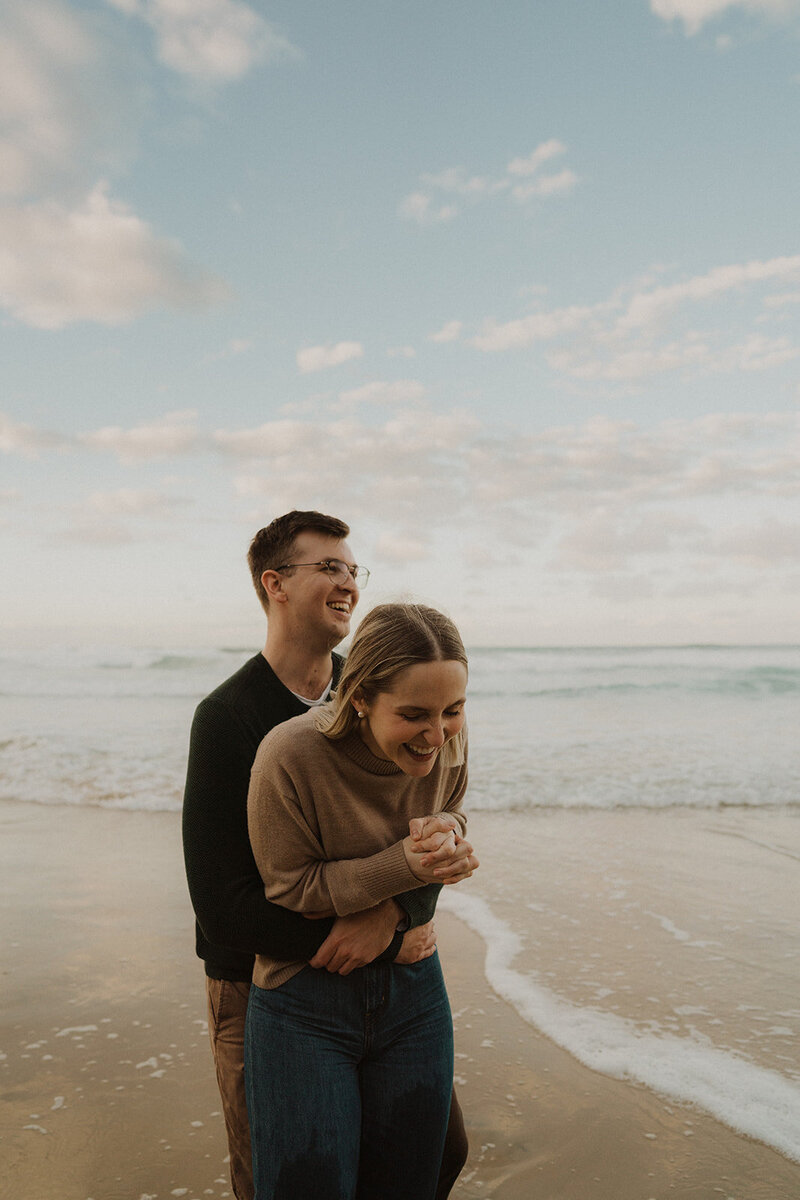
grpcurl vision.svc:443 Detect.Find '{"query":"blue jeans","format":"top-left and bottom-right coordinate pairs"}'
top-left (244, 954), bottom-right (454, 1200)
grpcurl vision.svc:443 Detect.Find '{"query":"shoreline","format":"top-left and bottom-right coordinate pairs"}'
top-left (2, 800), bottom-right (799, 1199)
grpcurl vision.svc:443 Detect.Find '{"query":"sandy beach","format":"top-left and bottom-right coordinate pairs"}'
top-left (2, 799), bottom-right (799, 1200)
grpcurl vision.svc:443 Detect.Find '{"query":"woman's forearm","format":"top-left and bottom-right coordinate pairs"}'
top-left (261, 837), bottom-right (425, 916)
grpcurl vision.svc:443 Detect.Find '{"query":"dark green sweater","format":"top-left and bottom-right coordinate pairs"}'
top-left (182, 652), bottom-right (441, 980)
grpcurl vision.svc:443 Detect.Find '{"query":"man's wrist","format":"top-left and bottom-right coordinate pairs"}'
top-left (384, 896), bottom-right (406, 931)
top-left (380, 927), bottom-right (405, 963)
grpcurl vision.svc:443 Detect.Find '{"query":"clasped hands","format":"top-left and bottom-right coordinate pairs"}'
top-left (309, 813), bottom-right (478, 975)
top-left (402, 811), bottom-right (479, 886)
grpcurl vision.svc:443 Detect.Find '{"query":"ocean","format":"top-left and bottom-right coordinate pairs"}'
top-left (2, 643), bottom-right (799, 1167)
top-left (0, 642), bottom-right (798, 813)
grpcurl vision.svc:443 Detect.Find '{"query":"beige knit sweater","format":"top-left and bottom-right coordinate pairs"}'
top-left (247, 709), bottom-right (468, 988)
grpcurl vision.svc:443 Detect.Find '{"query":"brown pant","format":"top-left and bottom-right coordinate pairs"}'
top-left (206, 976), bottom-right (468, 1200)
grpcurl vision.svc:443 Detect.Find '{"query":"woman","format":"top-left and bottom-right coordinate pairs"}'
top-left (245, 602), bottom-right (475, 1200)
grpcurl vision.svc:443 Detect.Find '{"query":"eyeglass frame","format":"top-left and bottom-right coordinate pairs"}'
top-left (272, 559), bottom-right (370, 588)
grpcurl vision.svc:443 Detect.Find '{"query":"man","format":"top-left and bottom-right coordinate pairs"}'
top-left (182, 510), bottom-right (472, 1200)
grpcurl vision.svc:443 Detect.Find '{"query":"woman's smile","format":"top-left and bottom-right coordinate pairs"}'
top-left (354, 659), bottom-right (467, 776)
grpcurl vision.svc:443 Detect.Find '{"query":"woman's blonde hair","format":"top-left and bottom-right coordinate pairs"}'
top-left (316, 602), bottom-right (468, 766)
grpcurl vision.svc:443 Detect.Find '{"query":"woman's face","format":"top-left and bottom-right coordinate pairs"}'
top-left (353, 659), bottom-right (467, 776)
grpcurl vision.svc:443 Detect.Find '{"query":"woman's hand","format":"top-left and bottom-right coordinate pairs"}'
top-left (408, 811), bottom-right (462, 850)
top-left (402, 816), bottom-right (479, 885)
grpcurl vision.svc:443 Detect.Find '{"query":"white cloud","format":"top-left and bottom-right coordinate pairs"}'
top-left (7, 402), bottom-right (795, 646)
top-left (60, 521), bottom-right (136, 545)
top-left (219, 408), bottom-right (481, 497)
top-left (419, 167), bottom-right (493, 195)
top-left (381, 408), bottom-right (482, 455)
top-left (219, 407), bottom-right (799, 589)
top-left (402, 140), bottom-right (578, 225)
top-left (81, 410), bottom-right (202, 461)
top-left (104, 0), bottom-right (299, 80)
top-left (0, 412), bottom-right (66, 456)
top-left (375, 532), bottom-right (431, 563)
top-left (202, 336), bottom-right (253, 364)
top-left (0, 0), bottom-right (101, 198)
top-left (506, 140), bottom-right (567, 176)
top-left (10, 405), bottom-right (800, 615)
top-left (555, 332), bottom-right (799, 383)
top-left (0, 4), bottom-right (233, 332)
top-left (64, 486), bottom-right (192, 544)
top-left (296, 341), bottom-right (364, 373)
top-left (710, 333), bottom-right (800, 371)
top-left (763, 290), bottom-right (800, 308)
top-left (617, 255), bottom-right (800, 333)
top-left (555, 507), bottom-right (704, 571)
top-left (216, 419), bottom-right (325, 458)
top-left (650, 0), bottom-right (799, 36)
top-left (15, 404), bottom-right (800, 538)
top-left (85, 488), bottom-right (189, 516)
top-left (336, 380), bottom-right (426, 410)
top-left (710, 516), bottom-right (800, 564)
top-left (217, 407), bottom-right (479, 531)
top-left (0, 182), bottom-right (227, 328)
top-left (429, 320), bottom-right (463, 344)
top-left (471, 255), bottom-right (800, 382)
top-left (398, 192), bottom-right (459, 225)
top-left (547, 335), bottom-right (712, 381)
top-left (510, 168), bottom-right (579, 202)
top-left (473, 304), bottom-right (602, 352)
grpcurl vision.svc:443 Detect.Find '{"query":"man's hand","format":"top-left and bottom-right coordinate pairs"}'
top-left (309, 899), bottom-right (401, 975)
top-left (393, 919), bottom-right (437, 965)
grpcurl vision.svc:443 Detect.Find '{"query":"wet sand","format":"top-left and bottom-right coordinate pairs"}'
top-left (1, 800), bottom-right (799, 1199)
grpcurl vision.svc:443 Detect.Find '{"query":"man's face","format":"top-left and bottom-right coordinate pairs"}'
top-left (273, 531), bottom-right (361, 646)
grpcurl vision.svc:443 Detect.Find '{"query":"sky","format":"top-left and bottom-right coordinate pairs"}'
top-left (2, 0), bottom-right (800, 648)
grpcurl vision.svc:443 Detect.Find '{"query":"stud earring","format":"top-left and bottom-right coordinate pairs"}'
top-left (357, 711), bottom-right (364, 718)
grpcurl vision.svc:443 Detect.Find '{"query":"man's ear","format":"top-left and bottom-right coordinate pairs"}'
top-left (262, 569), bottom-right (288, 605)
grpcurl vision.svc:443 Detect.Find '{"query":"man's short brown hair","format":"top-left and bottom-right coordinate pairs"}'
top-left (247, 510), bottom-right (350, 612)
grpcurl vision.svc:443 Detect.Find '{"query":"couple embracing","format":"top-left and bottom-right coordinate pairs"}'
top-left (183, 509), bottom-right (479, 1199)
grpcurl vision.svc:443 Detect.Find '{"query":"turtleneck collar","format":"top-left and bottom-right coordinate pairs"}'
top-left (339, 728), bottom-right (404, 776)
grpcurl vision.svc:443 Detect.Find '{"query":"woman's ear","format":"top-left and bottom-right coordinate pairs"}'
top-left (351, 694), bottom-right (367, 718)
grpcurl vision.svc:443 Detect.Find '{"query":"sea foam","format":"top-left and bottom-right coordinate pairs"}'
top-left (440, 890), bottom-right (800, 1164)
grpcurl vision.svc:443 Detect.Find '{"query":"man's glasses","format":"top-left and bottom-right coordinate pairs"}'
top-left (273, 559), bottom-right (370, 588)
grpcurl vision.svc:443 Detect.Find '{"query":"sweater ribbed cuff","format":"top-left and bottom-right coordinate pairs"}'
top-left (326, 839), bottom-right (423, 915)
